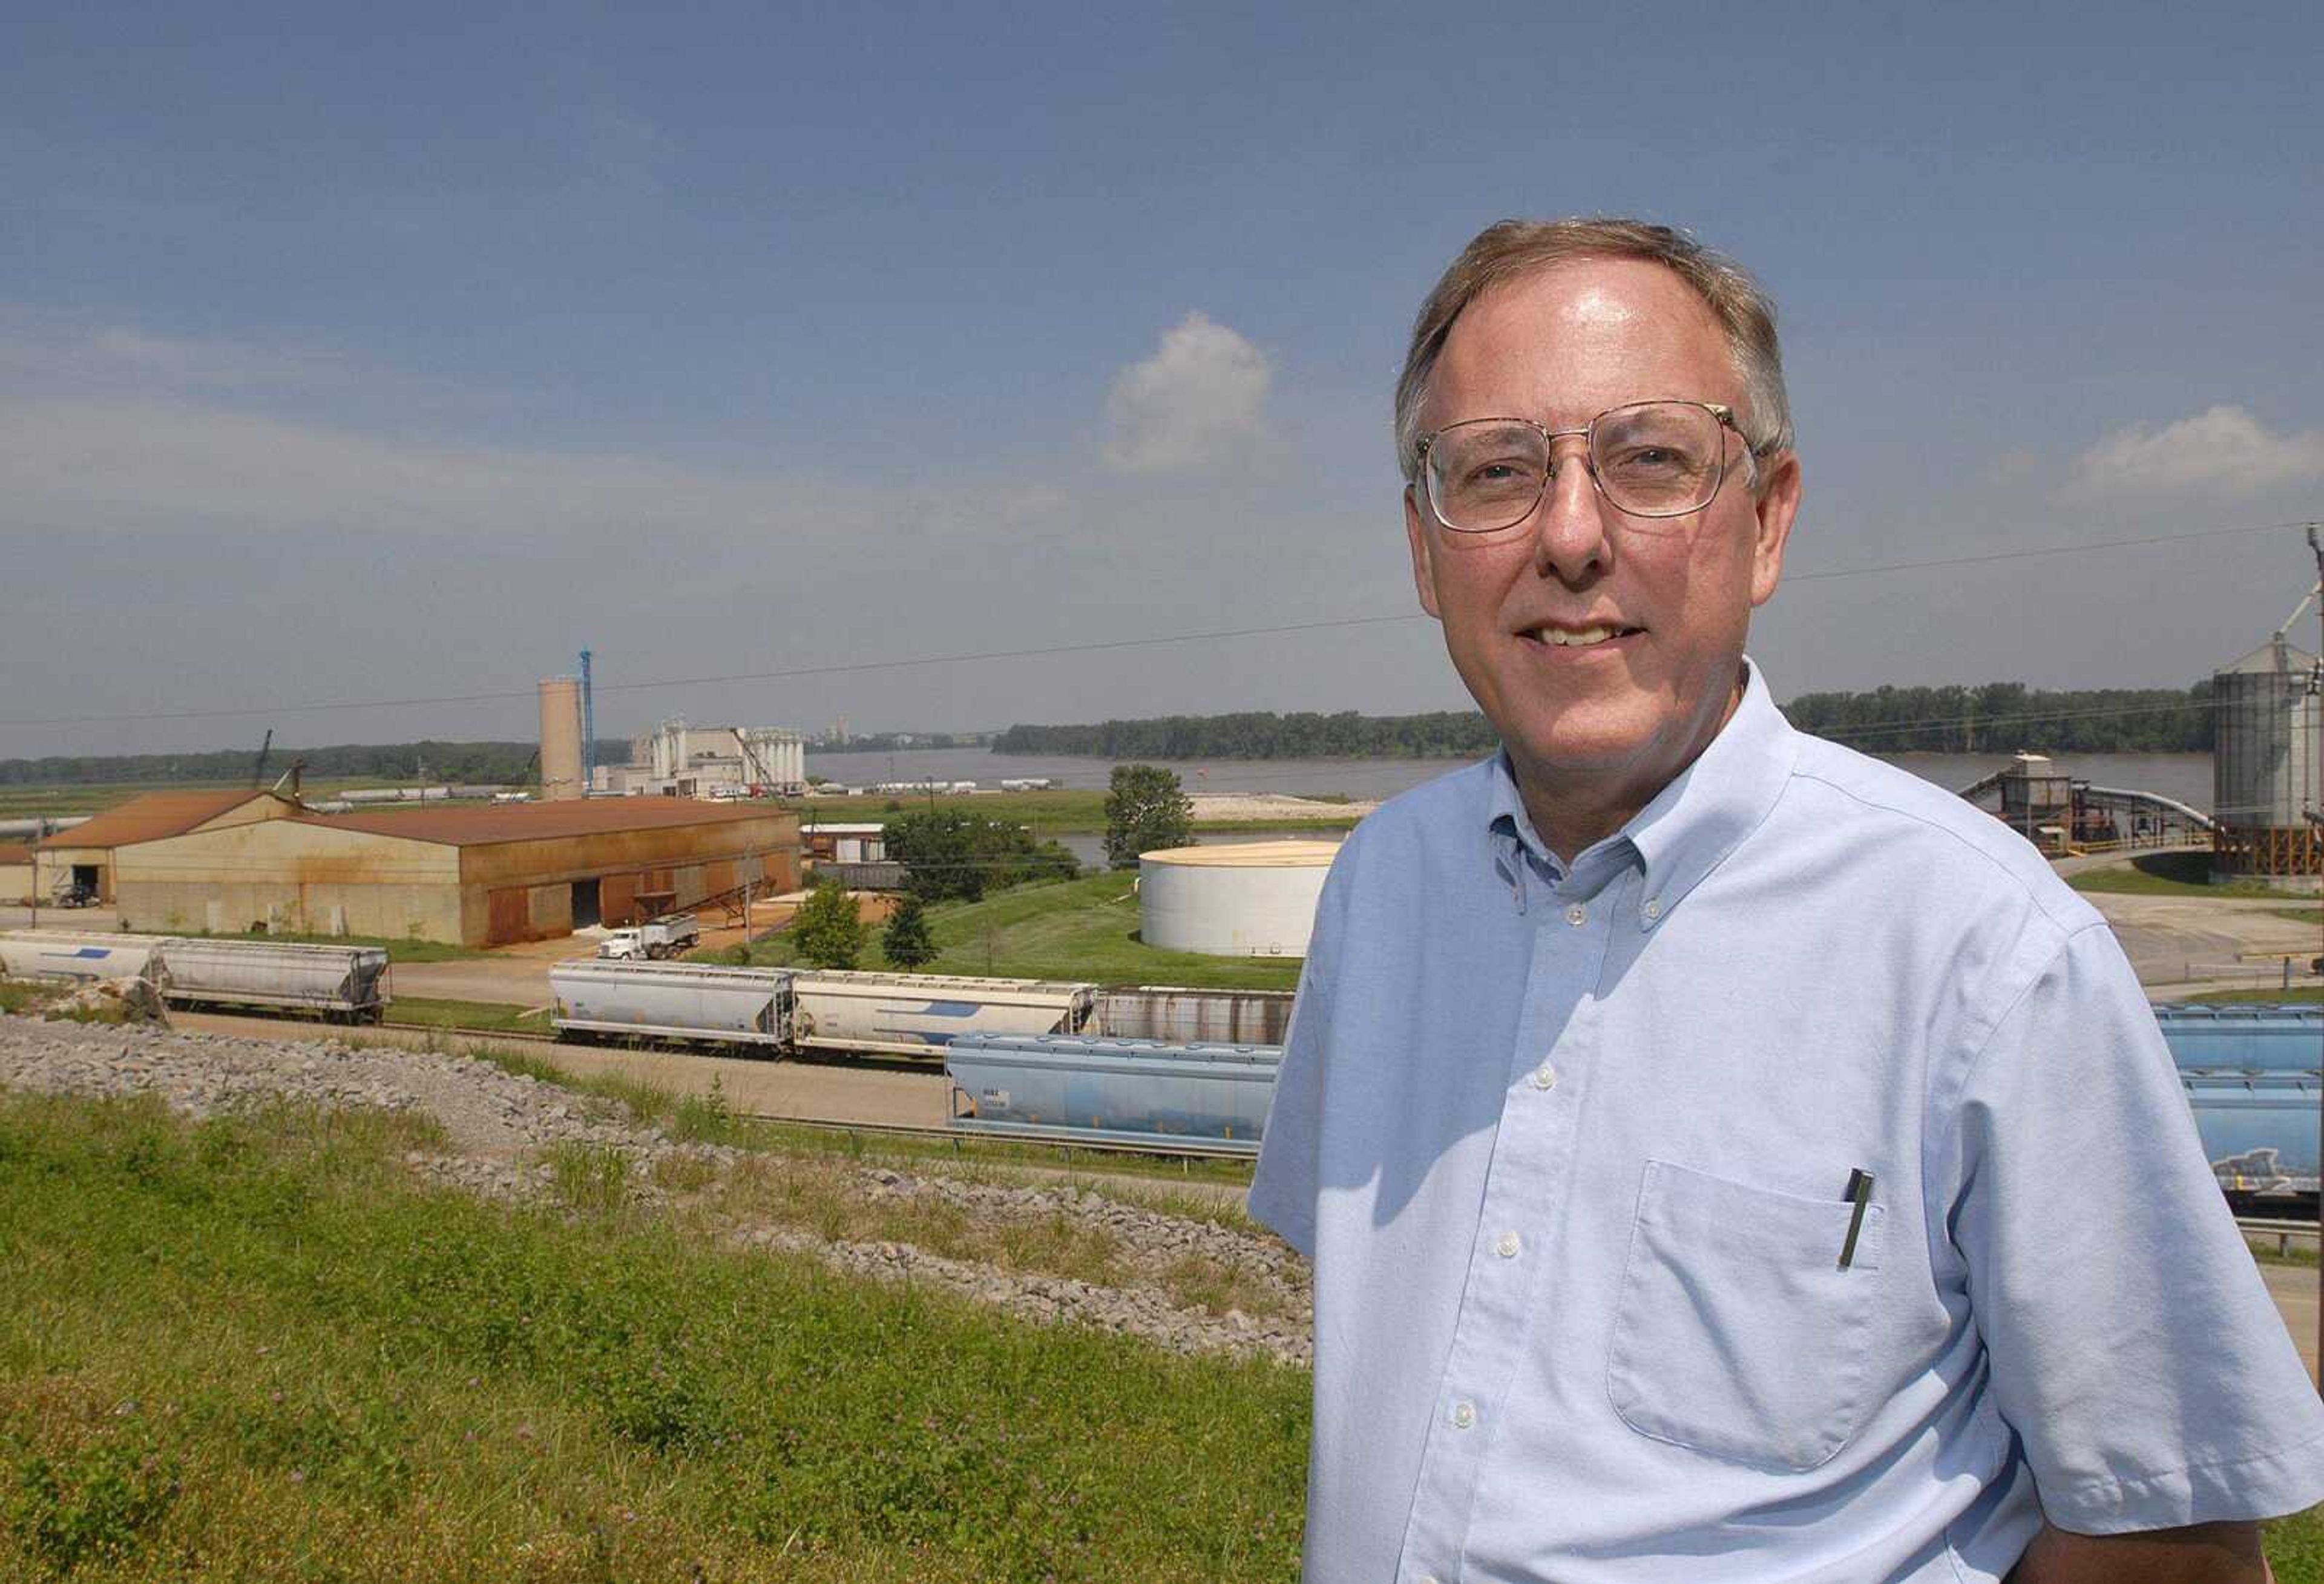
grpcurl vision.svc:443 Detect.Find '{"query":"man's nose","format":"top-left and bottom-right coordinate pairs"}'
top-left (1531, 438), bottom-right (1612, 583)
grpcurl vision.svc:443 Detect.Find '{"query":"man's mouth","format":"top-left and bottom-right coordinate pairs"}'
top-left (1521, 623), bottom-right (1641, 649)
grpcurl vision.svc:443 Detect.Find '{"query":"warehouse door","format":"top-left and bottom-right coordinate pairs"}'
top-left (487, 888), bottom-right (528, 944)
top-left (571, 879), bottom-right (601, 929)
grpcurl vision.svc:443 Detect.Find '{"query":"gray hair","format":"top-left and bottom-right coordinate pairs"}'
top-left (1394, 217), bottom-right (1793, 485)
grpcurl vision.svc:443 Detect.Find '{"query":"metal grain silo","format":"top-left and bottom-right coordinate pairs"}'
top-left (1139, 840), bottom-right (1339, 957)
top-left (2210, 637), bottom-right (2321, 880)
top-left (539, 676), bottom-right (585, 802)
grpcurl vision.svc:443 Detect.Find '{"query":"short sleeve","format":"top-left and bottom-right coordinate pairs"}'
top-left (1247, 952), bottom-right (1328, 1257)
top-left (1945, 922), bottom-right (2324, 1533)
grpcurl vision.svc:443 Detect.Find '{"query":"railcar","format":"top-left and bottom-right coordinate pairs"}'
top-left (156, 939), bottom-right (391, 1021)
top-left (2155, 1004), bottom-right (2321, 1210)
top-left (786, 969), bottom-right (1098, 1058)
top-left (0, 931), bottom-right (168, 985)
top-left (550, 958), bottom-right (793, 1050)
top-left (945, 1032), bottom-right (1279, 1151)
top-left (1091, 985), bottom-right (1296, 1046)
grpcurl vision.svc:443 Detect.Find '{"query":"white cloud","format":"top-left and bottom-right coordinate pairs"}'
top-left (2065, 404), bottom-right (2324, 499)
top-left (1103, 312), bottom-right (1272, 473)
top-left (0, 309), bottom-right (358, 396)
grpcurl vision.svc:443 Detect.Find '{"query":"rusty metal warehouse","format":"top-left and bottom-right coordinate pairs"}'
top-left (105, 796), bottom-right (801, 946)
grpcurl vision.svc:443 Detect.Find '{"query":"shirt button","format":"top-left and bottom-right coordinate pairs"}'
top-left (1531, 1061), bottom-right (1558, 1090)
top-left (1451, 1401), bottom-right (1477, 1430)
top-left (1564, 902), bottom-right (1587, 926)
top-left (1495, 1230), bottom-right (1521, 1258)
top-left (1642, 897), bottom-right (1663, 922)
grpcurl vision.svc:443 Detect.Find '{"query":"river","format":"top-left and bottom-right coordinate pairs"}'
top-left (807, 745), bottom-right (2215, 816)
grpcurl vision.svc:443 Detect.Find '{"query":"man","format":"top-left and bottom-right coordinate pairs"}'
top-left (1248, 218), bottom-right (2324, 1583)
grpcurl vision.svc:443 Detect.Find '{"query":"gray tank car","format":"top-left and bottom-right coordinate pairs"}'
top-left (551, 958), bottom-right (795, 1049)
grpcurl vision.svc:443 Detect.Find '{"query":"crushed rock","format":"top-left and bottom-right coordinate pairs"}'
top-left (0, 1012), bottom-right (1311, 1365)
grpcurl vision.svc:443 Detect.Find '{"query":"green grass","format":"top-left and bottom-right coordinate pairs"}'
top-left (0, 1092), bottom-right (1308, 1581)
top-left (162, 929), bottom-right (488, 963)
top-left (745, 872), bottom-right (1304, 990)
top-left (2268, 906), bottom-right (2324, 926)
top-left (2067, 850), bottom-right (2313, 899)
top-left (380, 996), bottom-right (544, 1034)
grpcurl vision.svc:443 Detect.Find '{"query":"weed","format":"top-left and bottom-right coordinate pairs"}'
top-left (544, 1142), bottom-right (631, 1214)
top-left (6, 1433), bottom-right (181, 1573)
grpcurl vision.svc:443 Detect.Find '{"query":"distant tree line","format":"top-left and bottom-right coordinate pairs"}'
top-left (0, 739), bottom-right (634, 788)
top-left (1782, 682), bottom-right (2213, 754)
top-left (998, 684), bottom-right (2217, 761)
top-left (811, 731), bottom-right (991, 754)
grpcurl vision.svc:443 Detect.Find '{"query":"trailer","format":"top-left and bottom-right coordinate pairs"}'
top-left (156, 939), bottom-right (392, 1021)
top-left (597, 912), bottom-right (700, 960)
top-left (550, 958), bottom-right (793, 1050)
top-left (789, 969), bottom-right (1097, 1057)
top-left (946, 1033), bottom-right (1279, 1151)
top-left (1092, 985), bottom-right (1297, 1046)
top-left (0, 931), bottom-right (168, 985)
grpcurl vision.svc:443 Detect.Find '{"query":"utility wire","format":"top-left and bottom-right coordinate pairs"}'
top-left (0, 518), bottom-right (2314, 732)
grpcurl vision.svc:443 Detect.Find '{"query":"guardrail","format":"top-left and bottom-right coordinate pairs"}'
top-left (2238, 1216), bottom-right (2321, 1258)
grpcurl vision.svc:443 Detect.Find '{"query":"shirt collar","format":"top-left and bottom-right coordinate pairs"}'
top-left (1480, 658), bottom-right (1797, 923)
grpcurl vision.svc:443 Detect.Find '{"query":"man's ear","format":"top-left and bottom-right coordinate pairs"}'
top-left (1748, 453), bottom-right (1801, 608)
top-left (1405, 486), bottom-right (1442, 619)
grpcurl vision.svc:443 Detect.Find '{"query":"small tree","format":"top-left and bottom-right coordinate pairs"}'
top-left (791, 879), bottom-right (865, 969)
top-left (1104, 763), bottom-right (1193, 869)
top-left (881, 894), bottom-right (937, 969)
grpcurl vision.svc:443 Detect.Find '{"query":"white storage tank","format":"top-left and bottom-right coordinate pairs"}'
top-left (1138, 840), bottom-right (1338, 958)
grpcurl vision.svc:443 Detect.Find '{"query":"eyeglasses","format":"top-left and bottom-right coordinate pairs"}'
top-left (1414, 401), bottom-right (1761, 534)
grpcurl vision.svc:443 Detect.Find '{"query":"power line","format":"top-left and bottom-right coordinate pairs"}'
top-left (0, 518), bottom-right (2314, 732)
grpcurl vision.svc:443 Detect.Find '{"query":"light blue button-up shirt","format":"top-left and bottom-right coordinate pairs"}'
top-left (1250, 663), bottom-right (2324, 1583)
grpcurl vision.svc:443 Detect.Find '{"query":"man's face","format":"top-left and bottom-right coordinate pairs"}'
top-left (1404, 257), bottom-right (1801, 812)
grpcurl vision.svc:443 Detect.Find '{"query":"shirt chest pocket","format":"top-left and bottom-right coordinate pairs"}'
top-left (1605, 1159), bottom-right (1886, 1474)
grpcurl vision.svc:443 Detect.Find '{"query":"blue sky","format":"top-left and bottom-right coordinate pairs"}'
top-left (4, 2), bottom-right (2320, 756)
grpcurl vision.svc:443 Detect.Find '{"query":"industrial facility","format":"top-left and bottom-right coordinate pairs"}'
top-left (594, 718), bottom-right (807, 799)
top-left (2210, 634), bottom-right (2322, 882)
top-left (67, 791), bottom-right (801, 946)
top-left (28, 788), bottom-right (303, 906)
top-left (1138, 840), bottom-right (1339, 957)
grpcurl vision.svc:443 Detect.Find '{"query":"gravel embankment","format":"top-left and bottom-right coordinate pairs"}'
top-left (0, 1013), bottom-right (1311, 1365)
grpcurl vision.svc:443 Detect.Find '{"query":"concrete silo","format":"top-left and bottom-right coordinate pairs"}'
top-left (1139, 839), bottom-right (1339, 957)
top-left (538, 676), bottom-right (586, 802)
top-left (2210, 636), bottom-right (2321, 883)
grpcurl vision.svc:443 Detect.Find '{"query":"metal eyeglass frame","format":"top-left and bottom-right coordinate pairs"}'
top-left (1413, 400), bottom-right (1767, 532)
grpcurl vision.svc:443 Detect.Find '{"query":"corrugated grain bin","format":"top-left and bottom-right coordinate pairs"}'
top-left (945, 1033), bottom-right (1280, 1151)
top-left (551, 959), bottom-right (792, 1046)
top-left (0, 932), bottom-right (167, 984)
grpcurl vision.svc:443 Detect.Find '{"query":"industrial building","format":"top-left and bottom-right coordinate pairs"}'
top-left (2211, 635), bottom-right (2322, 883)
top-left (28, 788), bottom-right (303, 905)
top-left (1138, 840), bottom-right (1339, 957)
top-left (0, 844), bottom-right (32, 904)
top-left (594, 718), bottom-right (807, 798)
top-left (110, 798), bottom-right (801, 946)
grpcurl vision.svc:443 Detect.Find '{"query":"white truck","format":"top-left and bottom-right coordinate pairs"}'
top-left (596, 913), bottom-right (701, 961)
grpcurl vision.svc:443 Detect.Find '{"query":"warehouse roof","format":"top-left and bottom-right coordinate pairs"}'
top-left (35, 789), bottom-right (287, 851)
top-left (310, 798), bottom-right (794, 848)
top-left (0, 843), bottom-right (31, 865)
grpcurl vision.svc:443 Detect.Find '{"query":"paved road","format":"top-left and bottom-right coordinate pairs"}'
top-left (2262, 1262), bottom-right (2320, 1385)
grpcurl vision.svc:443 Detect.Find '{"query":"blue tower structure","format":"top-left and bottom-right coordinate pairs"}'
top-left (579, 649), bottom-right (596, 794)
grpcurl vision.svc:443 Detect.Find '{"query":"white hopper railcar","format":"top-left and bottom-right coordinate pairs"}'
top-left (156, 939), bottom-right (391, 1021)
top-left (0, 931), bottom-right (168, 985)
top-left (550, 959), bottom-right (794, 1050)
top-left (787, 969), bottom-right (1097, 1058)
